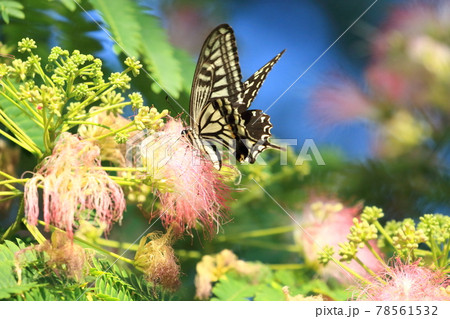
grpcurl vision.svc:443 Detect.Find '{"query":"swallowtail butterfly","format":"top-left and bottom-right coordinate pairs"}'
top-left (184, 24), bottom-right (285, 170)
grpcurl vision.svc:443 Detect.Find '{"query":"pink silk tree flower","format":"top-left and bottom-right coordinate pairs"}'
top-left (141, 117), bottom-right (231, 237)
top-left (365, 64), bottom-right (412, 105)
top-left (358, 259), bottom-right (450, 301)
top-left (371, 3), bottom-right (446, 61)
top-left (24, 133), bottom-right (125, 237)
top-left (312, 75), bottom-right (376, 126)
top-left (294, 198), bottom-right (384, 284)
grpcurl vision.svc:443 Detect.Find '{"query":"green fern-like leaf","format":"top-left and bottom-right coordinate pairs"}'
top-left (173, 48), bottom-right (195, 93)
top-left (88, 0), bottom-right (141, 58)
top-left (90, 261), bottom-right (134, 301)
top-left (0, 1), bottom-right (25, 24)
top-left (58, 0), bottom-right (77, 11)
top-left (0, 240), bottom-right (40, 300)
top-left (137, 13), bottom-right (183, 99)
top-left (94, 276), bottom-right (132, 301)
top-left (211, 275), bottom-right (258, 301)
top-left (90, 259), bottom-right (145, 300)
top-left (90, 258), bottom-right (163, 301)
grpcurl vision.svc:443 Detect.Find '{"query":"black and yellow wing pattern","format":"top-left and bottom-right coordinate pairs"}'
top-left (187, 24), bottom-right (284, 169)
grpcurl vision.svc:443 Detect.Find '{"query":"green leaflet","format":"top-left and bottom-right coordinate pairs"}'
top-left (59, 0), bottom-right (76, 11)
top-left (211, 275), bottom-right (258, 301)
top-left (0, 239), bottom-right (164, 300)
top-left (137, 13), bottom-right (183, 99)
top-left (88, 0), bottom-right (141, 59)
top-left (87, 1), bottom-right (186, 99)
top-left (209, 268), bottom-right (352, 301)
top-left (0, 240), bottom-right (40, 300)
top-left (173, 48), bottom-right (196, 93)
top-left (89, 258), bottom-right (161, 301)
top-left (0, 1), bottom-right (25, 24)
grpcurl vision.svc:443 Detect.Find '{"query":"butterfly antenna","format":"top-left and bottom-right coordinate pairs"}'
top-left (165, 95), bottom-right (174, 109)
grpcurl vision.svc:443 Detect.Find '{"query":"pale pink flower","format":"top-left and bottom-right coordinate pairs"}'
top-left (369, 2), bottom-right (450, 108)
top-left (371, 4), bottom-right (436, 61)
top-left (294, 197), bottom-right (384, 284)
top-left (371, 2), bottom-right (450, 59)
top-left (142, 117), bottom-right (230, 237)
top-left (315, 2), bottom-right (450, 127)
top-left (312, 75), bottom-right (376, 125)
top-left (24, 133), bottom-right (125, 237)
top-left (365, 64), bottom-right (412, 105)
top-left (358, 259), bottom-right (450, 301)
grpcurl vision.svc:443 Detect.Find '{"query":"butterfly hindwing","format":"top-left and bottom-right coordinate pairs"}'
top-left (239, 109), bottom-right (281, 163)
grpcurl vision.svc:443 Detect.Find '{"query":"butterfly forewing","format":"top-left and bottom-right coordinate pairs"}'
top-left (239, 50), bottom-right (286, 113)
top-left (189, 24), bottom-right (243, 127)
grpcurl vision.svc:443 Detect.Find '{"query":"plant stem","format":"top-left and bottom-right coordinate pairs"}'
top-left (0, 178), bottom-right (28, 185)
top-left (220, 238), bottom-right (300, 252)
top-left (428, 236), bottom-right (440, 266)
top-left (176, 249), bottom-right (202, 259)
top-left (3, 78), bottom-right (43, 123)
top-left (354, 256), bottom-right (386, 284)
top-left (0, 199), bottom-right (25, 243)
top-left (108, 177), bottom-right (138, 186)
top-left (0, 191), bottom-right (22, 197)
top-left (95, 237), bottom-right (202, 259)
top-left (0, 127), bottom-right (35, 154)
top-left (95, 237), bottom-right (139, 251)
top-left (441, 239), bottom-right (450, 268)
top-left (0, 170), bottom-right (17, 180)
top-left (374, 220), bottom-right (395, 247)
top-left (41, 103), bottom-right (52, 154)
top-left (364, 240), bottom-right (389, 270)
top-left (217, 225), bottom-right (296, 242)
top-left (0, 110), bottom-right (42, 157)
top-left (65, 121), bottom-right (112, 130)
top-left (101, 166), bottom-right (145, 173)
top-left (35, 220), bottom-right (134, 264)
top-left (23, 218), bottom-right (46, 244)
top-left (30, 52), bottom-right (55, 88)
top-left (329, 257), bottom-right (372, 286)
top-left (76, 235), bottom-right (134, 264)
top-left (86, 121), bottom-right (134, 142)
top-left (0, 90), bottom-right (43, 127)
top-left (268, 264), bottom-right (307, 270)
top-left (0, 194), bottom-right (22, 202)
